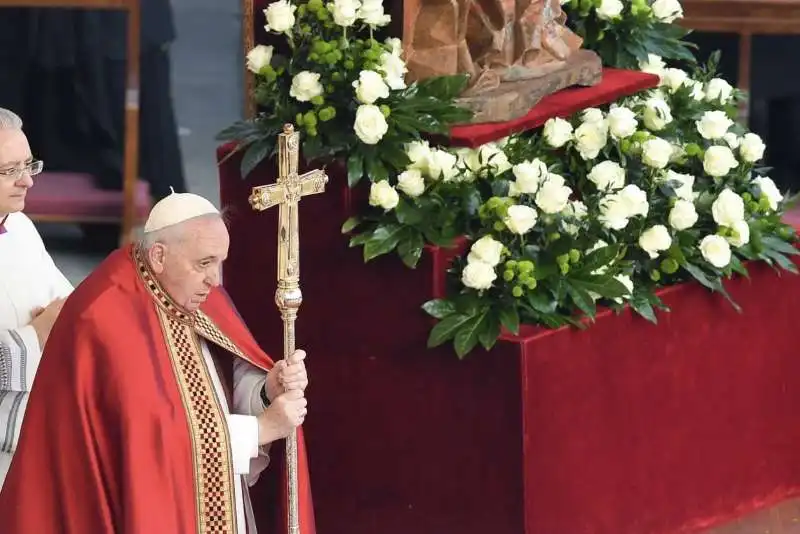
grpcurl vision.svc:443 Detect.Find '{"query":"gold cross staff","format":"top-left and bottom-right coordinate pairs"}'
top-left (248, 123), bottom-right (327, 534)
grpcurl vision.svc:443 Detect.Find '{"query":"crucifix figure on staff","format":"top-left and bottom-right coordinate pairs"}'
top-left (250, 123), bottom-right (327, 534)
top-left (0, 136), bottom-right (317, 533)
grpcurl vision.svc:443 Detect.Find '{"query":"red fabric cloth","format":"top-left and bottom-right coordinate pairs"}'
top-left (0, 245), bottom-right (314, 534)
top-left (449, 68), bottom-right (659, 147)
top-left (219, 150), bottom-right (800, 534)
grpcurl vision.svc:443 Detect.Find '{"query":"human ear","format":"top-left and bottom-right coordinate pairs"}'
top-left (147, 243), bottom-right (168, 274)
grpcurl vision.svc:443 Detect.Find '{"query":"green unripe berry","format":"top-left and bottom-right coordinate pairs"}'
top-left (344, 60), bottom-right (355, 69)
top-left (525, 278), bottom-right (537, 290)
top-left (303, 111), bottom-right (318, 126)
top-left (295, 112), bottom-right (305, 125)
top-left (318, 106), bottom-right (336, 122)
top-left (758, 196), bottom-right (772, 211)
top-left (517, 260), bottom-right (534, 274)
top-left (487, 197), bottom-right (503, 209)
top-left (494, 221), bottom-right (505, 232)
top-left (380, 105), bottom-right (391, 118)
top-left (549, 232), bottom-right (561, 242)
top-left (660, 258), bottom-right (679, 274)
top-left (742, 192), bottom-right (753, 202)
top-left (650, 270), bottom-right (661, 282)
top-left (683, 143), bottom-right (702, 156)
top-left (568, 249), bottom-right (581, 263)
top-left (559, 263), bottom-right (570, 275)
top-left (505, 260), bottom-right (518, 270)
top-left (306, 126), bottom-right (318, 137)
top-left (512, 286), bottom-right (524, 298)
top-left (310, 95), bottom-right (325, 106)
top-left (518, 272), bottom-right (531, 283)
top-left (503, 270), bottom-right (515, 282)
top-left (557, 254), bottom-right (570, 266)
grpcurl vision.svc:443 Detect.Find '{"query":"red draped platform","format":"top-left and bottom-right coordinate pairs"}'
top-left (219, 71), bottom-right (800, 534)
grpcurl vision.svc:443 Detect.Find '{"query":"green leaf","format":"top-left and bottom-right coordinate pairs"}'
top-left (498, 305), bottom-right (520, 335)
top-left (395, 199), bottom-right (424, 226)
top-left (422, 299), bottom-right (457, 319)
top-left (763, 249), bottom-right (798, 273)
top-left (348, 232), bottom-right (372, 247)
top-left (762, 236), bottom-right (800, 256)
top-left (570, 275), bottom-right (629, 300)
top-left (576, 244), bottom-right (621, 275)
top-left (366, 157), bottom-right (389, 182)
top-left (566, 284), bottom-right (596, 317)
top-left (363, 225), bottom-right (405, 261)
top-left (526, 291), bottom-right (558, 314)
top-left (729, 256), bottom-right (749, 278)
top-left (341, 216), bottom-right (361, 234)
top-left (347, 153), bottom-right (364, 187)
top-left (240, 138), bottom-right (272, 179)
top-left (397, 229), bottom-right (425, 268)
top-left (477, 314), bottom-right (502, 351)
top-left (427, 313), bottom-right (474, 348)
top-left (630, 293), bottom-right (657, 324)
top-left (215, 120), bottom-right (262, 142)
top-left (454, 310), bottom-right (488, 358)
top-left (682, 262), bottom-right (717, 291)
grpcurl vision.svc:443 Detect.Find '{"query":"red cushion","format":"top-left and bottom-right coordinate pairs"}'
top-left (24, 172), bottom-right (151, 221)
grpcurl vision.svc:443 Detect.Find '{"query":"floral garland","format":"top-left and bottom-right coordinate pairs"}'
top-left (347, 55), bottom-right (798, 357)
top-left (222, 0), bottom-right (799, 358)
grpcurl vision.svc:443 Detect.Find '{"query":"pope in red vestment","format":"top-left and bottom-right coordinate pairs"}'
top-left (0, 210), bottom-right (314, 533)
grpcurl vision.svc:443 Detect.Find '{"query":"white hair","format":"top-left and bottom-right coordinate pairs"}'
top-left (0, 108), bottom-right (22, 130)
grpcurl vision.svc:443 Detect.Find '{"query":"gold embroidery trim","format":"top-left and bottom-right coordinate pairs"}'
top-left (158, 308), bottom-right (237, 534)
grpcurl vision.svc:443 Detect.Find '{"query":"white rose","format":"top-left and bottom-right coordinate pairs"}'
top-left (456, 148), bottom-right (481, 179)
top-left (639, 225), bottom-right (672, 259)
top-left (543, 117), bottom-right (573, 148)
top-left (723, 132), bottom-right (740, 149)
top-left (461, 261), bottom-right (497, 291)
top-left (642, 97), bottom-right (673, 131)
top-left (406, 140), bottom-right (431, 173)
top-left (588, 160), bottom-right (626, 191)
top-left (385, 37), bottom-right (402, 55)
top-left (354, 104), bottom-right (389, 144)
top-left (535, 174), bottom-right (572, 214)
top-left (427, 149), bottom-right (459, 181)
top-left (705, 78), bottom-right (734, 104)
top-left (739, 133), bottom-right (766, 163)
top-left (368, 180), bottom-right (399, 211)
top-left (619, 184), bottom-right (649, 217)
top-left (689, 80), bottom-right (705, 101)
top-left (353, 70), bottom-right (390, 104)
top-left (562, 200), bottom-right (587, 235)
top-left (639, 54), bottom-right (666, 77)
top-left (396, 169), bottom-right (425, 197)
top-left (753, 176), bottom-right (783, 210)
top-left (379, 51), bottom-right (407, 90)
top-left (703, 145), bottom-right (738, 177)
top-left (328, 0), bottom-right (361, 26)
top-left (727, 220), bottom-right (750, 248)
top-left (711, 188), bottom-right (745, 226)
top-left (641, 137), bottom-right (673, 169)
top-left (582, 108), bottom-right (605, 124)
top-left (668, 199), bottom-right (698, 230)
top-left (599, 194), bottom-right (630, 230)
top-left (596, 0), bottom-right (623, 19)
top-left (699, 234), bottom-right (732, 268)
top-left (651, 0), bottom-right (683, 22)
top-left (478, 143), bottom-right (511, 174)
top-left (661, 68), bottom-right (689, 93)
top-left (614, 274), bottom-right (634, 303)
top-left (504, 205), bottom-right (538, 235)
top-left (696, 110), bottom-right (733, 140)
top-left (468, 235), bottom-right (504, 266)
top-left (290, 71), bottom-right (324, 102)
top-left (358, 0), bottom-right (391, 25)
top-left (246, 45), bottom-right (274, 73)
top-left (664, 170), bottom-right (695, 201)
top-left (511, 159), bottom-right (548, 195)
top-left (574, 120), bottom-right (608, 160)
top-left (263, 0), bottom-right (296, 33)
top-left (606, 106), bottom-right (638, 139)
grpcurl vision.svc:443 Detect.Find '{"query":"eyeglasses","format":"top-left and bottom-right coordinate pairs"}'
top-left (0, 160), bottom-right (44, 182)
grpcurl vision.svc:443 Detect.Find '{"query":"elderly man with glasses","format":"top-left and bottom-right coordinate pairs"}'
top-left (0, 107), bottom-right (72, 489)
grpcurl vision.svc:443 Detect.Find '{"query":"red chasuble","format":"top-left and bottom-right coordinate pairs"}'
top-left (0, 245), bottom-right (315, 534)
